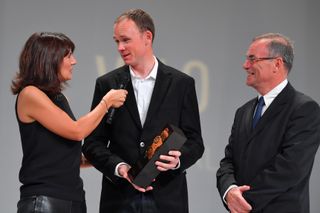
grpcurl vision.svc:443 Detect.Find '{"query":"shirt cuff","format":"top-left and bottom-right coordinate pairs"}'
top-left (171, 158), bottom-right (181, 170)
top-left (223, 184), bottom-right (238, 204)
top-left (114, 162), bottom-right (130, 177)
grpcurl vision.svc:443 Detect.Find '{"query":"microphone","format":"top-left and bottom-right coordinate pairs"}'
top-left (106, 73), bottom-right (129, 124)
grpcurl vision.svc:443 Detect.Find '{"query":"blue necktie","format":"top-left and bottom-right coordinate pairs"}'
top-left (252, 97), bottom-right (265, 128)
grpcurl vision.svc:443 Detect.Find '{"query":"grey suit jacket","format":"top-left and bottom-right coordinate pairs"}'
top-left (217, 83), bottom-right (320, 213)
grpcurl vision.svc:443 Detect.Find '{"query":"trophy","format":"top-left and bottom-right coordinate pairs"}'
top-left (128, 124), bottom-right (187, 188)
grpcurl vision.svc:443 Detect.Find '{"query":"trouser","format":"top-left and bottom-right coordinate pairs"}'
top-left (119, 193), bottom-right (159, 213)
top-left (17, 195), bottom-right (86, 213)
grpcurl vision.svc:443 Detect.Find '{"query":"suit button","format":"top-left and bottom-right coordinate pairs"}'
top-left (140, 142), bottom-right (145, 148)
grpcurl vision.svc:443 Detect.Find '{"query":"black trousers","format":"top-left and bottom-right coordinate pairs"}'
top-left (17, 195), bottom-right (86, 213)
top-left (118, 193), bottom-right (159, 213)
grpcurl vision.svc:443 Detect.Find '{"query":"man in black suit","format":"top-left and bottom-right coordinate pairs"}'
top-left (216, 33), bottom-right (320, 213)
top-left (83, 9), bottom-right (204, 213)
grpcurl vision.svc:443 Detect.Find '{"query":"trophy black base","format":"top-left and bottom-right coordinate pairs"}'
top-left (128, 124), bottom-right (187, 188)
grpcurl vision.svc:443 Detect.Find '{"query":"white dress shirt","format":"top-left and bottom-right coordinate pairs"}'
top-left (257, 79), bottom-right (288, 116)
top-left (130, 56), bottom-right (158, 126)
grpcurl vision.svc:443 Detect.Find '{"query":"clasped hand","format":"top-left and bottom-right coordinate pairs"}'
top-left (118, 150), bottom-right (181, 192)
top-left (226, 185), bottom-right (252, 213)
top-left (155, 150), bottom-right (181, 171)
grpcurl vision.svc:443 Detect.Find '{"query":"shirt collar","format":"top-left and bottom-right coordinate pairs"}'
top-left (258, 79), bottom-right (288, 107)
top-left (129, 56), bottom-right (158, 80)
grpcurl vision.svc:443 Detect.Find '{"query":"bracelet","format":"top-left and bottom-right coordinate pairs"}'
top-left (100, 98), bottom-right (108, 109)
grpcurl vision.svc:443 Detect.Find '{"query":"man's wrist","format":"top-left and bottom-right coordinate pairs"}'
top-left (171, 159), bottom-right (181, 170)
top-left (115, 162), bottom-right (130, 177)
top-left (223, 184), bottom-right (238, 204)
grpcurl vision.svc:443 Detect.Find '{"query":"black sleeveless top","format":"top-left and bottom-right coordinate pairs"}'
top-left (15, 93), bottom-right (85, 201)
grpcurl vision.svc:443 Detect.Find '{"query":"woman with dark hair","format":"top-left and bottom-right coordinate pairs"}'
top-left (11, 32), bottom-right (127, 213)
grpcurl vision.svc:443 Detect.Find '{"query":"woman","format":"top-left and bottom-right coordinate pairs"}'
top-left (11, 32), bottom-right (127, 213)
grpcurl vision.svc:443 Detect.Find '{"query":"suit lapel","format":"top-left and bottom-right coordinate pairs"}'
top-left (243, 99), bottom-right (257, 137)
top-left (247, 83), bottom-right (295, 142)
top-left (117, 68), bottom-right (142, 129)
top-left (143, 61), bottom-right (172, 128)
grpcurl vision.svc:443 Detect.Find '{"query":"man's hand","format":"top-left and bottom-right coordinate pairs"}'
top-left (80, 155), bottom-right (92, 168)
top-left (155, 150), bottom-right (181, 171)
top-left (118, 164), bottom-right (153, 192)
top-left (226, 185), bottom-right (252, 213)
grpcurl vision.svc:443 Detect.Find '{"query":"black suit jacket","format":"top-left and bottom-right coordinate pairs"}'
top-left (217, 83), bottom-right (320, 213)
top-left (83, 60), bottom-right (204, 213)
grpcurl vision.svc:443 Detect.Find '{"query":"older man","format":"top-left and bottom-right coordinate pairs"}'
top-left (217, 33), bottom-right (320, 213)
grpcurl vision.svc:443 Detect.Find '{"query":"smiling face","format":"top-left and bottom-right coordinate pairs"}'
top-left (242, 39), bottom-right (281, 94)
top-left (58, 51), bottom-right (77, 82)
top-left (113, 18), bottom-right (153, 69)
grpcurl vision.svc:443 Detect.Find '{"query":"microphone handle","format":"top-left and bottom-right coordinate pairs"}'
top-left (106, 108), bottom-right (116, 124)
top-left (106, 82), bottom-right (127, 124)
